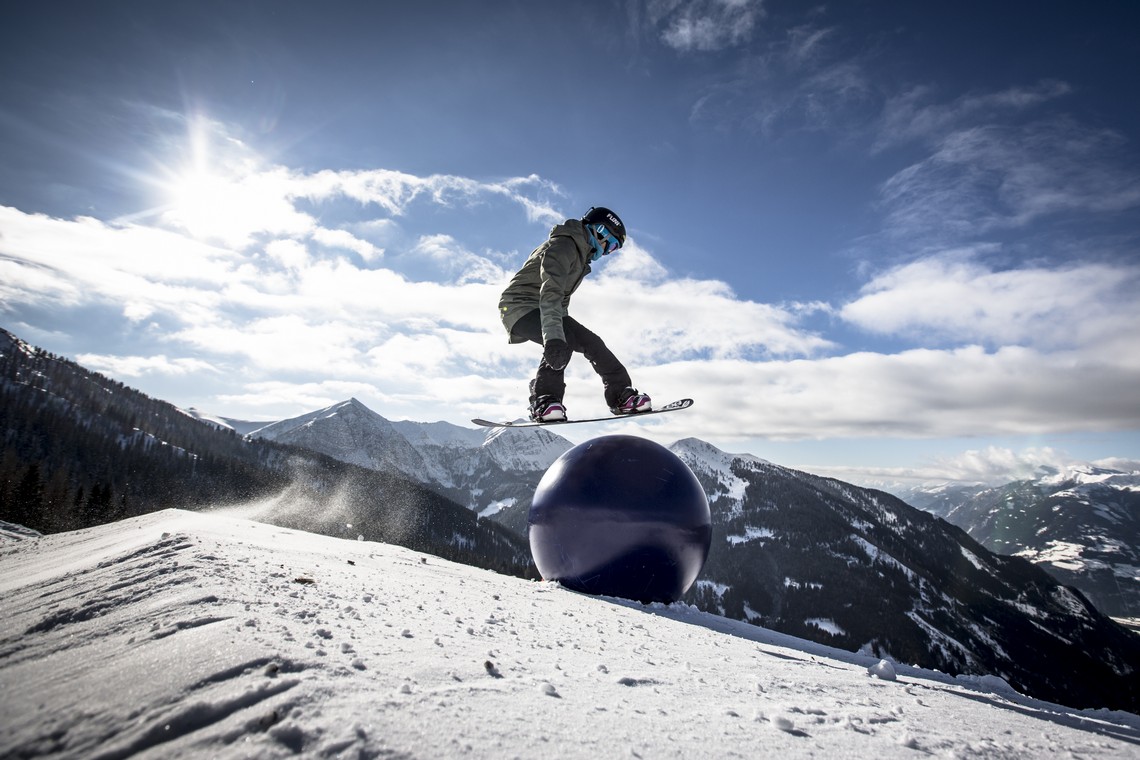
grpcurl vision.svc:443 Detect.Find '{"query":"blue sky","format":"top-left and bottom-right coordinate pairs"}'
top-left (2, 1), bottom-right (1139, 488)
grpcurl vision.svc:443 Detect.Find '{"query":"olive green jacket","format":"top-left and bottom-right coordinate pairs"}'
top-left (498, 219), bottom-right (594, 344)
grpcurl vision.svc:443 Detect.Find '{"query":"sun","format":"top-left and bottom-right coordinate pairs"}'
top-left (156, 117), bottom-right (309, 248)
top-left (157, 117), bottom-right (251, 244)
top-left (166, 168), bottom-right (231, 235)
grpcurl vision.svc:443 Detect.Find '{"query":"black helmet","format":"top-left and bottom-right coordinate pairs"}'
top-left (582, 207), bottom-right (626, 246)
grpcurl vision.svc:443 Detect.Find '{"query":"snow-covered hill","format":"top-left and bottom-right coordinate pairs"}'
top-left (2, 510), bottom-right (1138, 759)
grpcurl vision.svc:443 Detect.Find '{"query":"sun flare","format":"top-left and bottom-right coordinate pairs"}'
top-left (157, 119), bottom-right (311, 248)
top-left (167, 169), bottom-right (231, 235)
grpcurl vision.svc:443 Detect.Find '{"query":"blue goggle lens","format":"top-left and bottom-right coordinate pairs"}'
top-left (594, 224), bottom-right (622, 255)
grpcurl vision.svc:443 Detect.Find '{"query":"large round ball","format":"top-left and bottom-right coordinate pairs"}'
top-left (528, 434), bottom-right (711, 603)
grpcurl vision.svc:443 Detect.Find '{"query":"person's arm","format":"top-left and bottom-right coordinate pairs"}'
top-left (537, 238), bottom-right (576, 345)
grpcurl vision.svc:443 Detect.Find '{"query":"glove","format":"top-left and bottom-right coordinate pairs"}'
top-left (543, 339), bottom-right (571, 371)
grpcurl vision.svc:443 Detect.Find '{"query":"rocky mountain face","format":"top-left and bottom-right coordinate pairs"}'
top-left (245, 399), bottom-right (572, 523)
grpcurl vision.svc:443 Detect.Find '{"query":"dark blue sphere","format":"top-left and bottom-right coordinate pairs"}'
top-left (528, 434), bottom-right (711, 604)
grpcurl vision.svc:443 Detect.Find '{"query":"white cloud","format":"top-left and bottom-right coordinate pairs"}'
top-left (844, 448), bottom-right (1140, 490)
top-left (7, 181), bottom-right (1139, 440)
top-left (76, 353), bottom-right (219, 377)
top-left (410, 234), bottom-right (507, 285)
top-left (216, 380), bottom-right (385, 413)
top-left (880, 118), bottom-right (1140, 240)
top-left (301, 168), bottom-right (433, 214)
top-left (0, 206), bottom-right (235, 326)
top-left (580, 246), bottom-right (834, 364)
top-left (295, 169), bottom-right (564, 225)
top-left (656, 0), bottom-right (762, 52)
top-left (1094, 457), bottom-right (1140, 473)
top-left (161, 165), bottom-right (315, 248)
top-left (1, 255), bottom-right (83, 309)
top-left (310, 227), bottom-right (381, 261)
top-left (840, 250), bottom-right (1140, 351)
top-left (807, 446), bottom-right (1084, 489)
top-left (930, 446), bottom-right (1071, 484)
top-left (650, 343), bottom-right (1140, 444)
top-left (0, 158), bottom-right (559, 423)
top-left (874, 80), bottom-right (1072, 152)
top-left (265, 239), bottom-right (311, 271)
top-left (172, 316), bottom-right (378, 375)
top-left (684, 19), bottom-right (871, 137)
top-left (0, 207), bottom-right (238, 286)
top-left (785, 24), bottom-right (832, 65)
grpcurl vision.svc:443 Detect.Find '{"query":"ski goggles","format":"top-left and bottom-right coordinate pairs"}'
top-left (592, 223), bottom-right (623, 256)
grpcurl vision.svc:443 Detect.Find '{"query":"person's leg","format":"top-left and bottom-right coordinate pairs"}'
top-left (561, 317), bottom-right (632, 408)
top-left (509, 309), bottom-right (566, 405)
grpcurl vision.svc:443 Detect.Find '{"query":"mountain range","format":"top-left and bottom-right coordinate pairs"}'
top-left (230, 397), bottom-right (1140, 622)
top-left (209, 396), bottom-right (1140, 711)
top-left (0, 329), bottom-right (532, 578)
top-left (237, 399), bottom-right (567, 519)
top-left (2, 326), bottom-right (1138, 712)
top-left (898, 470), bottom-right (1139, 618)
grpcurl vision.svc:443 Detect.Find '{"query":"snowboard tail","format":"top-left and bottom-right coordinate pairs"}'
top-left (472, 398), bottom-right (693, 428)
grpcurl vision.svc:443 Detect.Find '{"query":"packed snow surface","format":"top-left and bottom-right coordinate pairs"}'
top-left (2, 509), bottom-right (1138, 759)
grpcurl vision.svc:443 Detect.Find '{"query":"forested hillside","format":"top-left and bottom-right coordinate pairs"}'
top-left (0, 328), bottom-right (532, 576)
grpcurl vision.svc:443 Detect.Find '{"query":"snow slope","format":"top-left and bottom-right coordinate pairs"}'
top-left (2, 510), bottom-right (1138, 759)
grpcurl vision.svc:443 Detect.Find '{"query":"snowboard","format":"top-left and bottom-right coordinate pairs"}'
top-left (472, 398), bottom-right (693, 428)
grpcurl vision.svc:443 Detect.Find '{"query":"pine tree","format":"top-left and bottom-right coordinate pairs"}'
top-left (9, 464), bottom-right (45, 530)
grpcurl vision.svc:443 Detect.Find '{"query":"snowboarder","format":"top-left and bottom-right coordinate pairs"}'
top-left (498, 206), bottom-right (652, 423)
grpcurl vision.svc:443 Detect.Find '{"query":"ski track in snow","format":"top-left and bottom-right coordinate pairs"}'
top-left (1, 509), bottom-right (1138, 759)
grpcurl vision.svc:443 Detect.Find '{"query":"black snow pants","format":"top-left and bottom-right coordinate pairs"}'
top-left (509, 309), bottom-right (631, 408)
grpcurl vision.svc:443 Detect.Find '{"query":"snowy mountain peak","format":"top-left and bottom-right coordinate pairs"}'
top-left (247, 398), bottom-right (427, 476)
top-left (669, 437), bottom-right (778, 517)
top-left (671, 437), bottom-right (772, 469)
top-left (1039, 463), bottom-right (1139, 488)
top-left (671, 436), bottom-right (725, 459)
top-left (247, 397), bottom-right (387, 439)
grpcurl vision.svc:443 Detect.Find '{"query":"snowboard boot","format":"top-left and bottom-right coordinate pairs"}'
top-left (530, 396), bottom-right (567, 423)
top-left (610, 388), bottom-right (652, 415)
